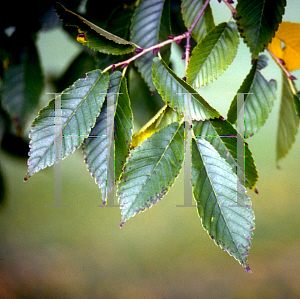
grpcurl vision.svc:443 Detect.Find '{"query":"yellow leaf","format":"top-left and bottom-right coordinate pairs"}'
top-left (268, 22), bottom-right (300, 72)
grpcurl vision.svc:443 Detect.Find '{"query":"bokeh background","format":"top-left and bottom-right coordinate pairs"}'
top-left (0, 1), bottom-right (300, 298)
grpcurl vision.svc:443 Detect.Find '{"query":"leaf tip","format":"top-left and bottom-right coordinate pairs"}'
top-left (120, 221), bottom-right (125, 228)
top-left (245, 265), bottom-right (252, 273)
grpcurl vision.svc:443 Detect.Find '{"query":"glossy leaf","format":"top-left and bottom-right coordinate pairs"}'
top-left (130, 0), bottom-right (171, 91)
top-left (1, 37), bottom-right (43, 134)
top-left (191, 137), bottom-right (255, 272)
top-left (235, 0), bottom-right (286, 58)
top-left (24, 70), bottom-right (109, 181)
top-left (118, 121), bottom-right (184, 226)
top-left (152, 57), bottom-right (220, 121)
top-left (227, 56), bottom-right (277, 138)
top-left (82, 72), bottom-right (133, 202)
top-left (181, 0), bottom-right (215, 42)
top-left (55, 3), bottom-right (136, 55)
top-left (193, 118), bottom-right (258, 189)
top-left (276, 72), bottom-right (299, 163)
top-left (268, 21), bottom-right (300, 72)
top-left (187, 22), bottom-right (239, 88)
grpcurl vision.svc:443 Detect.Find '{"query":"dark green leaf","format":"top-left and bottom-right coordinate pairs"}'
top-left (227, 56), bottom-right (277, 138)
top-left (187, 22), bottom-right (239, 88)
top-left (192, 137), bottom-right (254, 272)
top-left (130, 0), bottom-right (171, 91)
top-left (276, 72), bottom-right (299, 162)
top-left (152, 57), bottom-right (220, 121)
top-left (1, 37), bottom-right (43, 135)
top-left (24, 70), bottom-right (109, 181)
top-left (118, 121), bottom-right (184, 226)
top-left (193, 118), bottom-right (258, 189)
top-left (55, 3), bottom-right (136, 55)
top-left (181, 0), bottom-right (215, 42)
top-left (235, 0), bottom-right (286, 58)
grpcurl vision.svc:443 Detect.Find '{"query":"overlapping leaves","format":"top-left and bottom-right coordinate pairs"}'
top-left (83, 72), bottom-right (133, 203)
top-left (191, 136), bottom-right (255, 272)
top-left (187, 22), bottom-right (239, 88)
top-left (181, 0), bottom-right (215, 42)
top-left (130, 0), bottom-right (171, 91)
top-left (24, 70), bottom-right (109, 180)
top-left (235, 0), bottom-right (286, 58)
top-left (152, 57), bottom-right (220, 121)
top-left (227, 55), bottom-right (277, 138)
top-left (118, 121), bottom-right (184, 226)
top-left (193, 118), bottom-right (258, 189)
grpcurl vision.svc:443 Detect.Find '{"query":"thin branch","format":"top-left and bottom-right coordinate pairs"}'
top-left (103, 0), bottom-right (211, 75)
top-left (184, 0), bottom-right (211, 75)
top-left (103, 33), bottom-right (188, 73)
top-left (188, 0), bottom-right (211, 34)
top-left (266, 48), bottom-right (297, 80)
top-left (222, 0), bottom-right (236, 18)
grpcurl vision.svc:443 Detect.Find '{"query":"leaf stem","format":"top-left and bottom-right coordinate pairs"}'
top-left (188, 0), bottom-right (211, 34)
top-left (103, 0), bottom-right (211, 75)
top-left (266, 48), bottom-right (297, 81)
top-left (103, 33), bottom-right (188, 73)
top-left (222, 0), bottom-right (236, 18)
top-left (184, 0), bottom-right (211, 75)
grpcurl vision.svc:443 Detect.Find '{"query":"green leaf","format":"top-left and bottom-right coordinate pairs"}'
top-left (131, 105), bottom-right (182, 149)
top-left (187, 21), bottom-right (239, 88)
top-left (294, 92), bottom-right (300, 120)
top-left (193, 118), bottom-right (258, 189)
top-left (191, 137), bottom-right (255, 272)
top-left (152, 57), bottom-right (220, 121)
top-left (181, 0), bottom-right (215, 42)
top-left (276, 72), bottom-right (299, 163)
top-left (1, 37), bottom-right (43, 134)
top-left (118, 121), bottom-right (184, 226)
top-left (54, 3), bottom-right (136, 55)
top-left (130, 0), bottom-right (171, 91)
top-left (227, 56), bottom-right (277, 138)
top-left (104, 4), bottom-right (135, 40)
top-left (24, 70), bottom-right (109, 181)
top-left (82, 72), bottom-right (132, 202)
top-left (235, 0), bottom-right (286, 58)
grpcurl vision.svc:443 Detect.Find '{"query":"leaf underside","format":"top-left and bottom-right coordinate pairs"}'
top-left (193, 119), bottom-right (258, 189)
top-left (192, 137), bottom-right (254, 272)
top-left (227, 56), bottom-right (277, 138)
top-left (55, 3), bottom-right (135, 55)
top-left (82, 72), bottom-right (133, 203)
top-left (130, 0), bottom-right (171, 91)
top-left (235, 0), bottom-right (286, 58)
top-left (152, 57), bottom-right (220, 121)
top-left (118, 121), bottom-right (184, 226)
top-left (187, 22), bottom-right (239, 88)
top-left (24, 70), bottom-right (109, 180)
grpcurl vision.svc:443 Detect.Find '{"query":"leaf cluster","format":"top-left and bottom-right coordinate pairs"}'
top-left (1, 0), bottom-right (300, 272)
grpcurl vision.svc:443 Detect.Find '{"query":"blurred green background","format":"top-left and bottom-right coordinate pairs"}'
top-left (1, 1), bottom-right (300, 298)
